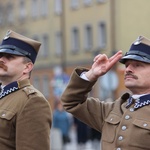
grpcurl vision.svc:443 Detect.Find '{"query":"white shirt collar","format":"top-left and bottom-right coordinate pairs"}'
top-left (132, 94), bottom-right (147, 99)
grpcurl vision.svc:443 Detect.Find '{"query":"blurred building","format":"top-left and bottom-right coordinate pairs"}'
top-left (0, 0), bottom-right (150, 108)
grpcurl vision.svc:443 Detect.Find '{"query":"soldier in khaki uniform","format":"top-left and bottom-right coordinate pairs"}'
top-left (0, 30), bottom-right (52, 150)
top-left (61, 36), bottom-right (150, 150)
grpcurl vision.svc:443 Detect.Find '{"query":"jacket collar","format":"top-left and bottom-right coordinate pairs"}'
top-left (0, 79), bottom-right (31, 99)
top-left (124, 93), bottom-right (150, 109)
top-left (134, 94), bottom-right (150, 109)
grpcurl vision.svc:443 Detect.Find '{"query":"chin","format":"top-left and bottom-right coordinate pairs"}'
top-left (125, 83), bottom-right (135, 89)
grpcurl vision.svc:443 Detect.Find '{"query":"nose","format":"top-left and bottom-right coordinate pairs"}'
top-left (125, 64), bottom-right (133, 73)
top-left (0, 55), bottom-right (6, 62)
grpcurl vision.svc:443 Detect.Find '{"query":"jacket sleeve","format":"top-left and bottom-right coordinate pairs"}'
top-left (16, 95), bottom-right (52, 150)
top-left (61, 68), bottom-right (114, 132)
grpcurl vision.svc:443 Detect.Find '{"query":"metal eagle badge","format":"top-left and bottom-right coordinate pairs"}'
top-left (133, 36), bottom-right (143, 45)
top-left (3, 30), bottom-right (11, 40)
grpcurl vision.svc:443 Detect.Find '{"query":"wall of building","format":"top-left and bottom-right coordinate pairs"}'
top-left (0, 0), bottom-right (150, 109)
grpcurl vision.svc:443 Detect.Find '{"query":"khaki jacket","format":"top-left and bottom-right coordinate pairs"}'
top-left (61, 68), bottom-right (150, 150)
top-left (0, 79), bottom-right (52, 150)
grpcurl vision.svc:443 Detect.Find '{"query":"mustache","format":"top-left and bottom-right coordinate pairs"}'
top-left (0, 62), bottom-right (7, 71)
top-left (125, 73), bottom-right (138, 79)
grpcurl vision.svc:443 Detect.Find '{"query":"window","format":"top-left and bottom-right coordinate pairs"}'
top-left (40, 0), bottom-right (48, 17)
top-left (7, 3), bottom-right (14, 24)
top-left (84, 24), bottom-right (93, 50)
top-left (71, 0), bottom-right (79, 9)
top-left (55, 0), bottom-right (62, 15)
top-left (71, 27), bottom-right (80, 53)
top-left (31, 0), bottom-right (39, 18)
top-left (98, 22), bottom-right (107, 48)
top-left (33, 76), bottom-right (41, 91)
top-left (19, 0), bottom-right (26, 20)
top-left (83, 0), bottom-right (92, 6)
top-left (55, 31), bottom-right (62, 56)
top-left (41, 34), bottom-right (49, 57)
top-left (0, 7), bottom-right (3, 26)
top-left (42, 75), bottom-right (50, 98)
top-left (96, 0), bottom-right (106, 3)
top-left (32, 35), bottom-right (39, 42)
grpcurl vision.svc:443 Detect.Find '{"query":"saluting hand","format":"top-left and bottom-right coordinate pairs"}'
top-left (85, 51), bottom-right (123, 81)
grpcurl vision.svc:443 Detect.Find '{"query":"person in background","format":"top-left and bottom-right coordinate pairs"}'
top-left (61, 35), bottom-right (150, 150)
top-left (0, 30), bottom-right (52, 150)
top-left (90, 128), bottom-right (101, 150)
top-left (53, 100), bottom-right (72, 149)
top-left (74, 117), bottom-right (89, 149)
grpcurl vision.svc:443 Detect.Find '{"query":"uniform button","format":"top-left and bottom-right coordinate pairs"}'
top-left (130, 108), bottom-right (134, 112)
top-left (2, 113), bottom-right (6, 117)
top-left (116, 148), bottom-right (121, 150)
top-left (29, 89), bottom-right (34, 93)
top-left (125, 115), bottom-right (130, 120)
top-left (118, 136), bottom-right (123, 141)
top-left (110, 118), bottom-right (113, 121)
top-left (143, 123), bottom-right (148, 127)
top-left (122, 125), bottom-right (127, 131)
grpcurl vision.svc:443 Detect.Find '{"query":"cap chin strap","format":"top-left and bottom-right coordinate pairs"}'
top-left (0, 45), bottom-right (31, 57)
top-left (125, 50), bottom-right (150, 60)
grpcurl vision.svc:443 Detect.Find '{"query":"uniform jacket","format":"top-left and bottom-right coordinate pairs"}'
top-left (61, 68), bottom-right (150, 150)
top-left (0, 79), bottom-right (52, 150)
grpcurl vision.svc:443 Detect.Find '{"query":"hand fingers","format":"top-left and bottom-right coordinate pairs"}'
top-left (93, 54), bottom-right (101, 62)
top-left (107, 51), bottom-right (123, 70)
top-left (93, 54), bottom-right (108, 62)
top-left (109, 50), bottom-right (123, 62)
top-left (93, 51), bottom-right (122, 63)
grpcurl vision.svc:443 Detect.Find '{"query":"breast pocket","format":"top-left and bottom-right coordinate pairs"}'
top-left (129, 119), bottom-right (150, 149)
top-left (102, 113), bottom-right (121, 143)
top-left (0, 110), bottom-right (16, 139)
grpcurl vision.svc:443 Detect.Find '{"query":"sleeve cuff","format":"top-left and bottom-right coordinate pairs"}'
top-left (80, 72), bottom-right (89, 81)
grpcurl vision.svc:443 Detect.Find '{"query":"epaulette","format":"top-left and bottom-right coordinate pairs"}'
top-left (23, 87), bottom-right (36, 96)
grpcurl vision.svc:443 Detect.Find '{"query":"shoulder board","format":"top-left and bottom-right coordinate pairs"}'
top-left (23, 87), bottom-right (36, 96)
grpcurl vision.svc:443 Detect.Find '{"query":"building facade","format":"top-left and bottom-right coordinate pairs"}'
top-left (0, 0), bottom-right (150, 108)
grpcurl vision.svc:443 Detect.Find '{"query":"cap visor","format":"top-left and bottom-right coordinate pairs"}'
top-left (120, 54), bottom-right (150, 64)
top-left (0, 48), bottom-right (24, 56)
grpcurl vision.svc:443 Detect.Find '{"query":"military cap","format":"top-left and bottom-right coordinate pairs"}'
top-left (0, 30), bottom-right (41, 63)
top-left (120, 35), bottom-right (150, 64)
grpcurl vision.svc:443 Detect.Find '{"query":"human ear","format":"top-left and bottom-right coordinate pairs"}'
top-left (23, 62), bottom-right (34, 74)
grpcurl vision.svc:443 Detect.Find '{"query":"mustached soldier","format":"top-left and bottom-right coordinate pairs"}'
top-left (61, 36), bottom-right (150, 150)
top-left (0, 30), bottom-right (52, 150)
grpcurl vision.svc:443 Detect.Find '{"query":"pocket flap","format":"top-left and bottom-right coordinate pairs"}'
top-left (105, 113), bottom-right (121, 125)
top-left (133, 119), bottom-right (150, 130)
top-left (0, 110), bottom-right (15, 120)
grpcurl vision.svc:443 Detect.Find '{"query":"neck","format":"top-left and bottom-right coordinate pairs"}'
top-left (128, 86), bottom-right (150, 95)
top-left (0, 75), bottom-right (29, 86)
